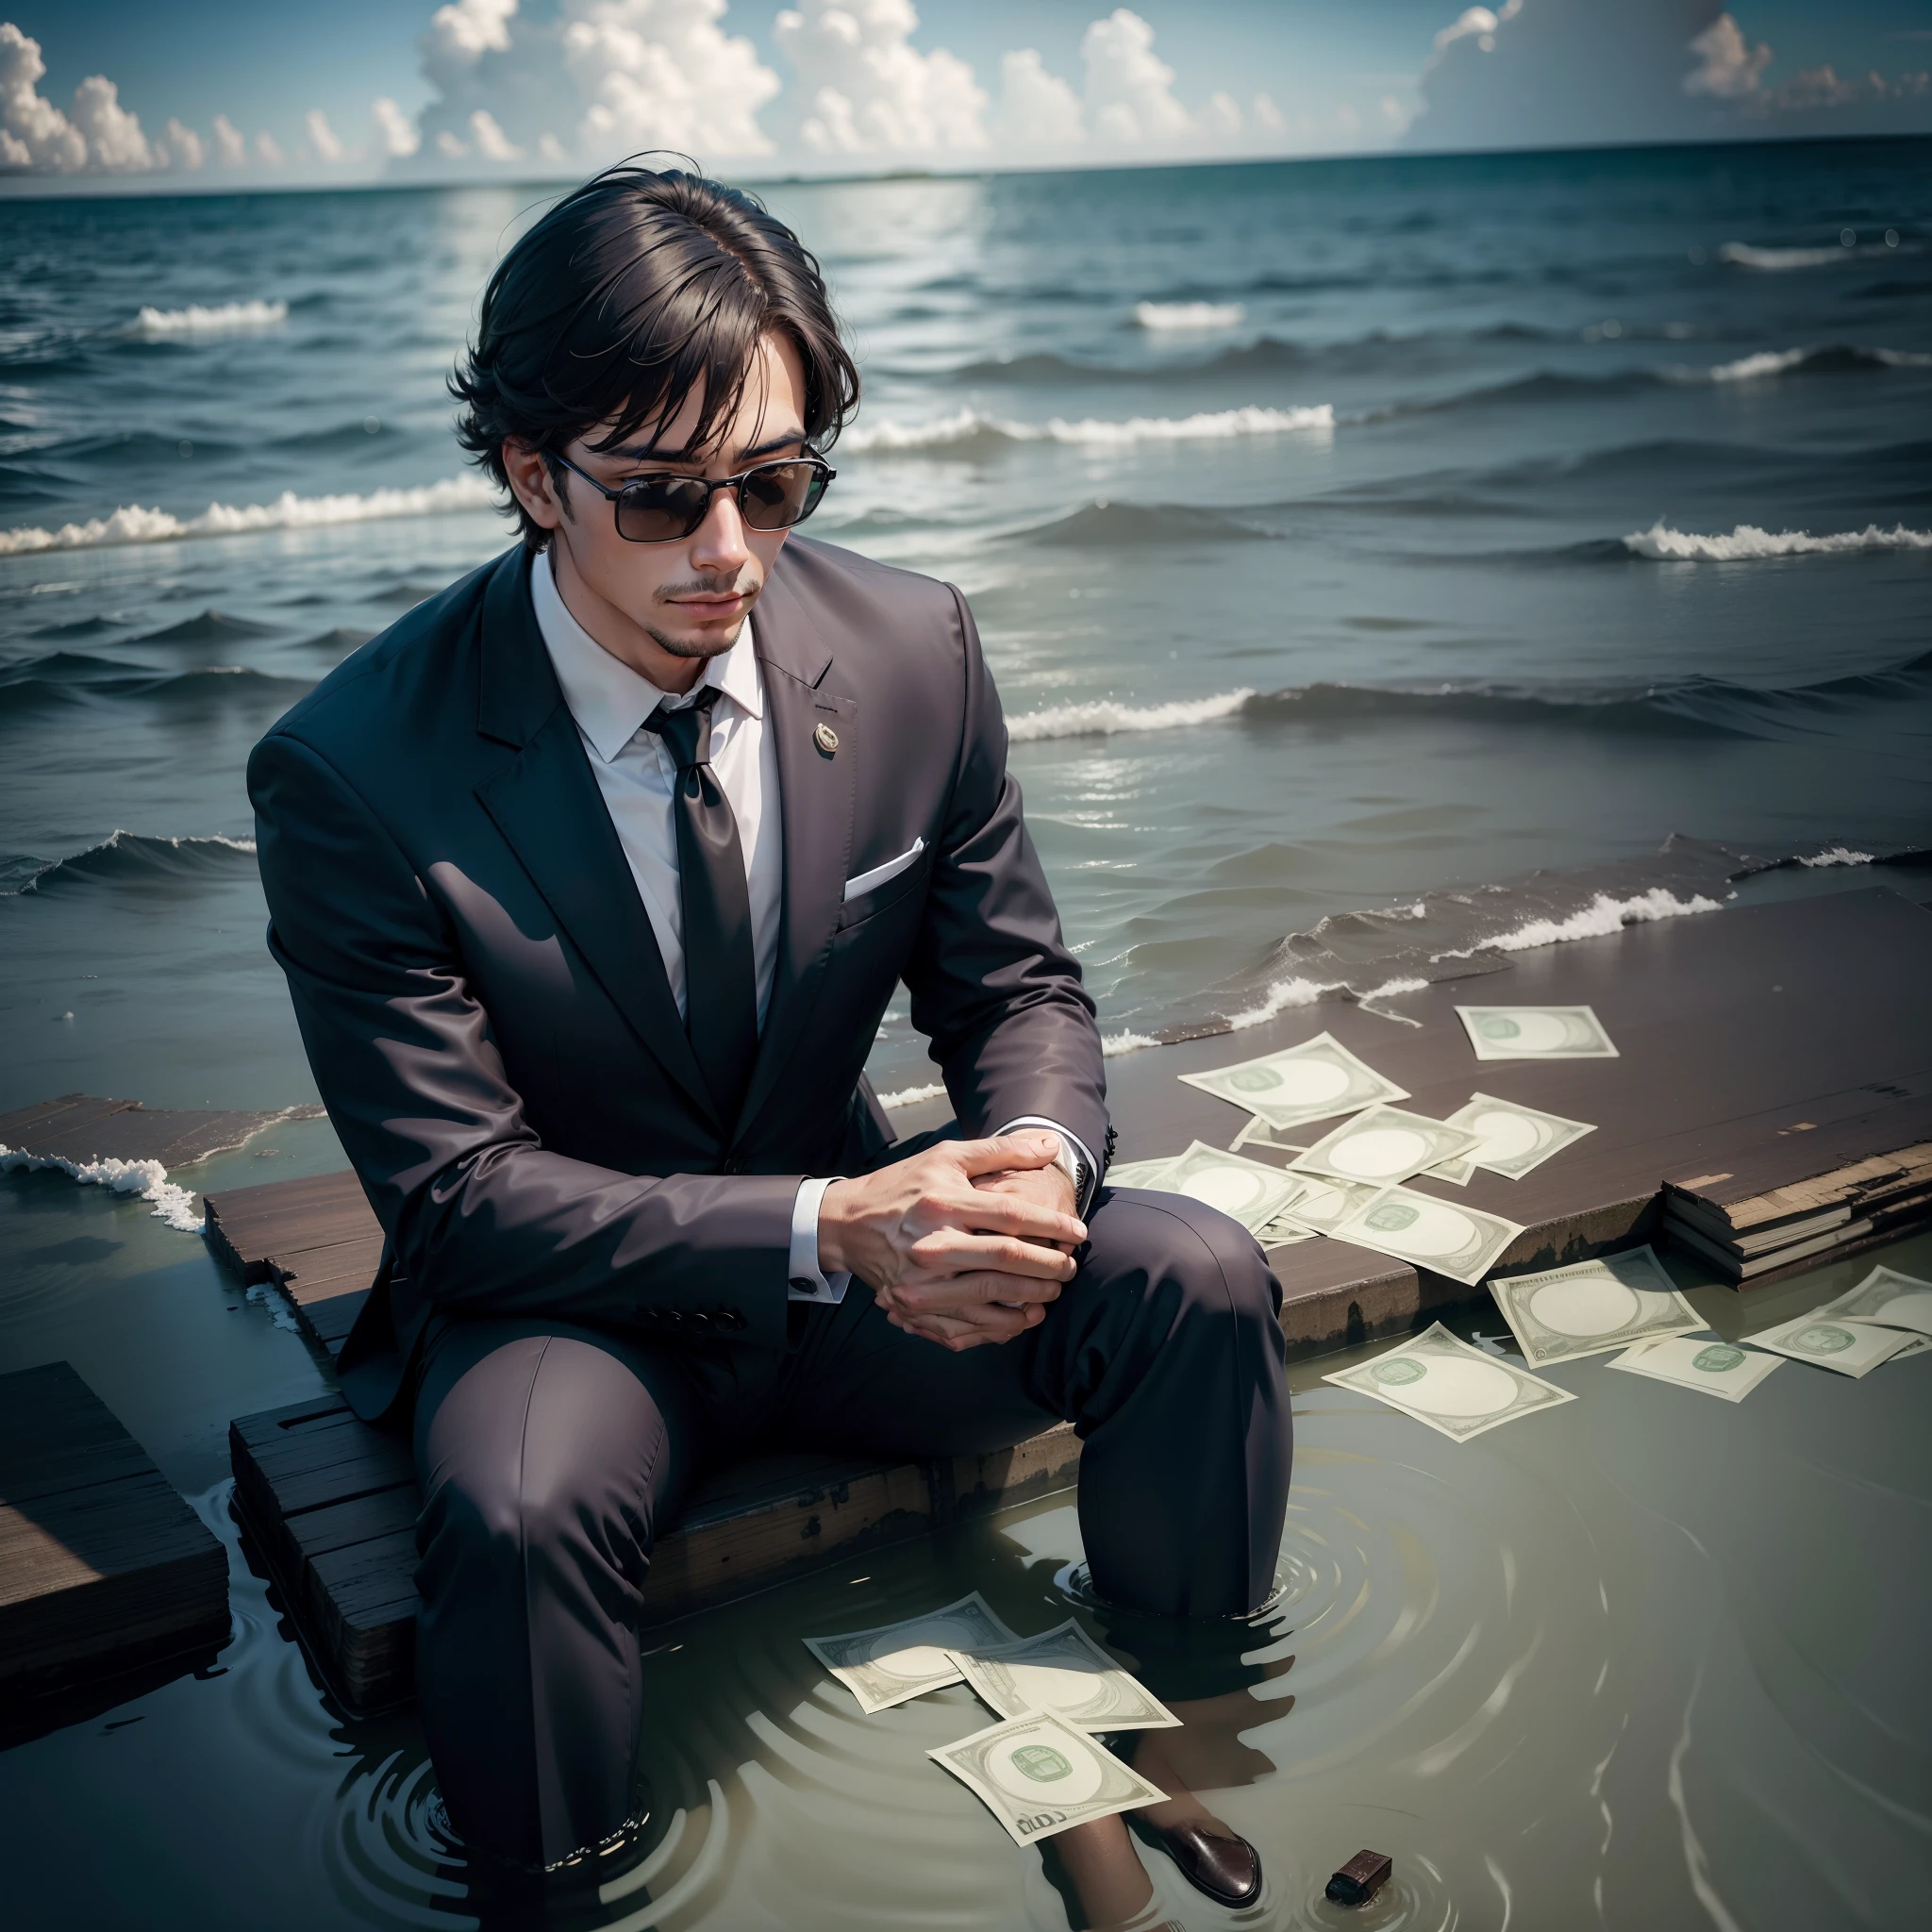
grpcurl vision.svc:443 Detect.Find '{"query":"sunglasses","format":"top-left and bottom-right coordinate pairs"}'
top-left (550, 450), bottom-right (836, 544)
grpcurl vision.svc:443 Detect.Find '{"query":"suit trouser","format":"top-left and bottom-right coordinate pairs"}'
top-left (410, 1187), bottom-right (1292, 1869)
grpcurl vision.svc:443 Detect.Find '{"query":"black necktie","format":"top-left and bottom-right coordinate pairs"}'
top-left (641, 686), bottom-right (758, 1123)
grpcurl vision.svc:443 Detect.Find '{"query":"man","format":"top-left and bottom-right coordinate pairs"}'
top-left (250, 164), bottom-right (1290, 1912)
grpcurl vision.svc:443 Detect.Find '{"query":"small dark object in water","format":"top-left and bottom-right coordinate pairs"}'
top-left (1325, 1849), bottom-right (1392, 1906)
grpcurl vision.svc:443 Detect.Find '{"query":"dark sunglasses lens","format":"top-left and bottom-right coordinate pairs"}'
top-left (616, 476), bottom-right (710, 542)
top-left (740, 461), bottom-right (827, 531)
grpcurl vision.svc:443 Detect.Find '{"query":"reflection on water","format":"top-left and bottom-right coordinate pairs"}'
top-left (3, 1147), bottom-right (1930, 1928)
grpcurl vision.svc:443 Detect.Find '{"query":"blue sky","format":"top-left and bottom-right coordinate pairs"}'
top-left (6, 2), bottom-right (1930, 187)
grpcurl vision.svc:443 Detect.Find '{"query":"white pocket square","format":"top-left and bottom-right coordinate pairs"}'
top-left (842, 837), bottom-right (925, 903)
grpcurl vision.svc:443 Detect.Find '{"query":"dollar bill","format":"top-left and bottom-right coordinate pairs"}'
top-left (1605, 1335), bottom-right (1783, 1403)
top-left (1746, 1311), bottom-right (1919, 1379)
top-left (953, 1621), bottom-right (1179, 1732)
top-left (1290, 1106), bottom-right (1484, 1187)
top-left (1152, 1140), bottom-right (1307, 1235)
top-left (1814, 1264), bottom-right (1932, 1337)
top-left (1228, 1116), bottom-right (1309, 1154)
top-left (1273, 1173), bottom-right (1390, 1237)
top-left (1489, 1245), bottom-right (1701, 1365)
top-left (928, 1709), bottom-right (1167, 1846)
top-left (1322, 1321), bottom-right (1574, 1441)
top-left (1256, 1211), bottom-right (1318, 1247)
top-left (806, 1592), bottom-right (1020, 1714)
top-left (1178, 1031), bottom-right (1409, 1130)
top-left (1103, 1157), bottom-right (1180, 1190)
top-left (1330, 1185), bottom-right (1524, 1285)
top-left (1425, 1093), bottom-right (1597, 1183)
top-left (1456, 1005), bottom-right (1620, 1061)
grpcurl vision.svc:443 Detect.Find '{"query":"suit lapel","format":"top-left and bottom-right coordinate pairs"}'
top-left (473, 550), bottom-right (718, 1126)
top-left (739, 564), bottom-right (856, 1135)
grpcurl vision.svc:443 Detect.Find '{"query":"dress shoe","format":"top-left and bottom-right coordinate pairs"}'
top-left (1130, 1813), bottom-right (1262, 1907)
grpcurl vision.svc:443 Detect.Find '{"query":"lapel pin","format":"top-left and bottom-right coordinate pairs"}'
top-left (813, 722), bottom-right (840, 756)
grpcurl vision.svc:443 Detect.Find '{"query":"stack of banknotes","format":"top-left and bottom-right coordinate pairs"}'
top-left (803, 1595), bottom-right (1177, 1844)
top-left (1109, 1010), bottom-right (1616, 1285)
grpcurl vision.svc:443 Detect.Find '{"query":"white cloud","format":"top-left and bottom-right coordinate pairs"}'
top-left (995, 47), bottom-right (1084, 147)
top-left (563, 0), bottom-right (779, 158)
top-left (774, 0), bottom-right (985, 155)
top-left (1253, 92), bottom-right (1286, 134)
top-left (437, 128), bottom-right (467, 157)
top-left (257, 130), bottom-right (284, 166)
top-left (162, 117), bottom-right (204, 169)
top-left (427, 0), bottom-right (517, 71)
top-left (1, 23), bottom-right (156, 172)
top-left (372, 96), bottom-right (420, 157)
top-left (1685, 13), bottom-right (1771, 97)
top-left (1082, 8), bottom-right (1190, 143)
top-left (211, 114), bottom-right (245, 166)
top-left (306, 107), bottom-right (345, 162)
top-left (468, 106), bottom-right (521, 158)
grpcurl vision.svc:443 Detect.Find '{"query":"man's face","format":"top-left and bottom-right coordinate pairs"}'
top-left (504, 329), bottom-right (810, 680)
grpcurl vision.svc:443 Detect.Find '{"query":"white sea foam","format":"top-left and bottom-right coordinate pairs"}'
top-left (0, 476), bottom-right (499, 556)
top-left (129, 299), bottom-right (289, 336)
top-left (1101, 1028), bottom-right (1161, 1057)
top-left (877, 1082), bottom-right (947, 1108)
top-left (1008, 688), bottom-right (1254, 742)
top-left (1797, 846), bottom-right (1874, 867)
top-left (0, 1144), bottom-right (202, 1230)
top-left (1716, 242), bottom-right (1894, 271)
top-left (1703, 347), bottom-right (1811, 382)
top-left (1225, 976), bottom-right (1345, 1030)
top-left (1437, 888), bottom-right (1725, 960)
top-left (1134, 301), bottom-right (1246, 330)
top-left (1674, 344), bottom-right (1932, 383)
top-left (842, 405), bottom-right (1333, 455)
top-left (1624, 520), bottom-right (1932, 561)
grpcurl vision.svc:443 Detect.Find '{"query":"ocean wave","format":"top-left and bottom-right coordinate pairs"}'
top-left (0, 476), bottom-right (499, 556)
top-left (0, 654), bottom-right (310, 718)
top-left (5, 829), bottom-right (258, 896)
top-left (1624, 520), bottom-right (1932, 560)
top-left (841, 405), bottom-right (1333, 455)
top-left (1441, 886), bottom-right (1725, 958)
top-left (1135, 301), bottom-right (1245, 330)
top-left (1685, 343), bottom-right (1932, 383)
top-left (1796, 845), bottom-right (1876, 867)
top-left (1003, 650), bottom-right (1932, 748)
top-left (127, 300), bottom-right (289, 337)
top-left (1718, 241), bottom-right (1907, 271)
top-left (1021, 501), bottom-right (1274, 546)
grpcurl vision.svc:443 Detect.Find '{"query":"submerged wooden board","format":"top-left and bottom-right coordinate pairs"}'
top-left (204, 1170), bottom-right (380, 1359)
top-left (0, 1092), bottom-right (293, 1170)
top-left (0, 1362), bottom-right (228, 1706)
top-left (230, 1394), bottom-right (1081, 1716)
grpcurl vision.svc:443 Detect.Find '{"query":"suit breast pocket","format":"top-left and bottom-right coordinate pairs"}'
top-left (836, 838), bottom-right (929, 930)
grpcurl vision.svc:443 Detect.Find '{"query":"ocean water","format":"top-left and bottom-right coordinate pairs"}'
top-left (3, 140), bottom-right (1931, 1929)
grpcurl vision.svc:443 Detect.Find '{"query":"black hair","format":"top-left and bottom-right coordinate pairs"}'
top-left (451, 158), bottom-right (860, 548)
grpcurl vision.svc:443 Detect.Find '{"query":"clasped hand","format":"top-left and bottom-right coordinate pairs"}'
top-left (819, 1132), bottom-right (1086, 1352)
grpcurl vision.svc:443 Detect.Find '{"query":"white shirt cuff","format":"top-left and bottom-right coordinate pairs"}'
top-left (994, 1116), bottom-right (1098, 1216)
top-left (788, 1174), bottom-right (851, 1304)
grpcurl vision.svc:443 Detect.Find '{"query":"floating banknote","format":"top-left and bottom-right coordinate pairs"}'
top-left (1606, 1335), bottom-right (1783, 1403)
top-left (1322, 1321), bottom-right (1574, 1442)
top-left (928, 1709), bottom-right (1167, 1846)
top-left (1330, 1185), bottom-right (1524, 1285)
top-left (1274, 1173), bottom-right (1388, 1237)
top-left (1814, 1264), bottom-right (1932, 1337)
top-left (1456, 1005), bottom-right (1619, 1061)
top-left (806, 1592), bottom-right (1019, 1714)
top-left (1425, 1093), bottom-right (1597, 1184)
top-left (1489, 1246), bottom-right (1701, 1365)
top-left (1229, 1117), bottom-right (1310, 1154)
top-left (1103, 1157), bottom-right (1180, 1190)
top-left (953, 1621), bottom-right (1179, 1731)
top-left (1256, 1211), bottom-right (1318, 1247)
top-left (1157, 1141), bottom-right (1306, 1235)
top-left (1290, 1106), bottom-right (1483, 1187)
top-left (1747, 1311), bottom-right (1919, 1379)
top-left (1178, 1031), bottom-right (1409, 1130)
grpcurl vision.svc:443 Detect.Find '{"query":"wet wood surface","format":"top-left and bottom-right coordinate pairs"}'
top-left (0, 1362), bottom-right (228, 1707)
top-left (0, 1092), bottom-right (292, 1171)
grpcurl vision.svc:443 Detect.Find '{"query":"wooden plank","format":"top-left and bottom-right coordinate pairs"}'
top-left (0, 1363), bottom-right (228, 1701)
top-left (0, 1094), bottom-right (288, 1170)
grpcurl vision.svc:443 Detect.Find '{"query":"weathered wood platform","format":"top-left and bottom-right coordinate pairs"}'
top-left (0, 1362), bottom-right (228, 1712)
top-left (210, 885), bottom-right (1932, 1717)
top-left (0, 1092), bottom-right (300, 1170)
top-left (230, 1393), bottom-right (1080, 1715)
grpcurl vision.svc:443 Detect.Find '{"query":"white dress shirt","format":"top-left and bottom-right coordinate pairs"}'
top-left (530, 546), bottom-right (1095, 1309)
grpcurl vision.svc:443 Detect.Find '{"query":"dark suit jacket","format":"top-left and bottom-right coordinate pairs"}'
top-left (249, 539), bottom-right (1108, 1423)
